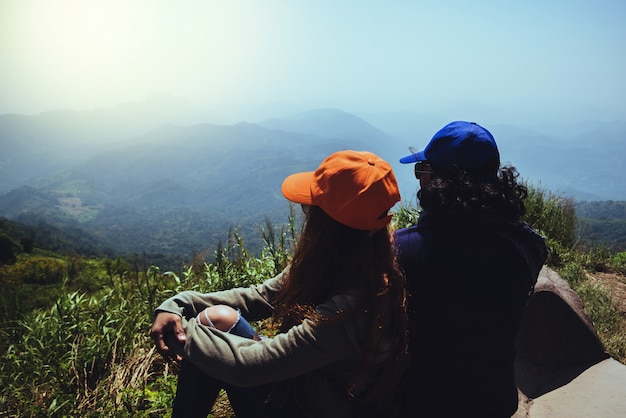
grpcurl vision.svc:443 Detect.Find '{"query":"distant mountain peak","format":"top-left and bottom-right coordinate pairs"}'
top-left (260, 107), bottom-right (391, 141)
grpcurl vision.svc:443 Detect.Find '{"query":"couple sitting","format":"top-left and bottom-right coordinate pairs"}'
top-left (150, 121), bottom-right (548, 418)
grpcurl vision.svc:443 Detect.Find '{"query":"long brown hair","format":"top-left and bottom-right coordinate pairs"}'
top-left (273, 205), bottom-right (408, 399)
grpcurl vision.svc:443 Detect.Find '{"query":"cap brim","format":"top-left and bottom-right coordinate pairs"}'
top-left (399, 150), bottom-right (426, 164)
top-left (281, 171), bottom-right (315, 205)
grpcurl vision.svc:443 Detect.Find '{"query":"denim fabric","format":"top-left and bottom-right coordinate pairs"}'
top-left (228, 310), bottom-right (260, 340)
top-left (171, 360), bottom-right (220, 418)
top-left (172, 311), bottom-right (269, 417)
top-left (172, 360), bottom-right (283, 418)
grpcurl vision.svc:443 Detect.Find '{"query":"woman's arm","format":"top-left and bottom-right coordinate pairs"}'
top-left (151, 272), bottom-right (284, 359)
top-left (156, 272), bottom-right (284, 320)
top-left (172, 294), bottom-right (362, 388)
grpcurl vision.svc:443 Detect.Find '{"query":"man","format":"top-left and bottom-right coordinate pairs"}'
top-left (395, 121), bottom-right (547, 417)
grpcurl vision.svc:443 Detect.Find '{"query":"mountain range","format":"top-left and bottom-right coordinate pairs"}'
top-left (0, 96), bottom-right (624, 260)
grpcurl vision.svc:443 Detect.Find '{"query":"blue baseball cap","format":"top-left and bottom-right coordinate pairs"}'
top-left (400, 121), bottom-right (500, 178)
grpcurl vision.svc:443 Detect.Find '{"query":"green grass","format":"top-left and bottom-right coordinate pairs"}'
top-left (0, 222), bottom-right (293, 416)
top-left (575, 282), bottom-right (626, 363)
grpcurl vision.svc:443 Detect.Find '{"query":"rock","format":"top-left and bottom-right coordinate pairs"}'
top-left (513, 266), bottom-right (626, 417)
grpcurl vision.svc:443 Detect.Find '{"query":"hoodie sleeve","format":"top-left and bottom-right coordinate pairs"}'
top-left (169, 292), bottom-right (363, 388)
top-left (155, 271), bottom-right (284, 321)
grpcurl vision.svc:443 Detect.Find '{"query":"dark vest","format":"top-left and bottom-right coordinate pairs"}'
top-left (395, 215), bottom-right (547, 417)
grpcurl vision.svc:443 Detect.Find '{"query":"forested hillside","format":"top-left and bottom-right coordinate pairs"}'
top-left (576, 201), bottom-right (626, 249)
top-left (0, 108), bottom-right (408, 266)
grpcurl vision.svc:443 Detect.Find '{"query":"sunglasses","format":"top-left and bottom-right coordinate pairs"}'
top-left (414, 161), bottom-right (432, 179)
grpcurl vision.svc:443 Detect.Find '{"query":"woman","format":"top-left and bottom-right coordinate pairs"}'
top-left (150, 150), bottom-right (408, 417)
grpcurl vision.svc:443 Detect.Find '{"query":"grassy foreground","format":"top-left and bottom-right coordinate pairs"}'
top-left (1, 188), bottom-right (625, 417)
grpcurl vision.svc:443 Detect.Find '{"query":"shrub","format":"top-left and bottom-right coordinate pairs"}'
top-left (0, 256), bottom-right (66, 285)
top-left (0, 270), bottom-right (158, 416)
top-left (0, 233), bottom-right (20, 264)
top-left (544, 238), bottom-right (571, 268)
top-left (609, 252), bottom-right (626, 275)
top-left (576, 282), bottom-right (626, 363)
top-left (0, 255), bottom-right (69, 321)
top-left (392, 203), bottom-right (421, 230)
top-left (560, 261), bottom-right (587, 289)
top-left (576, 244), bottom-right (614, 272)
top-left (523, 183), bottom-right (577, 249)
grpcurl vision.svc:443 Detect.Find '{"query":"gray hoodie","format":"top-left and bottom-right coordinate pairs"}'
top-left (156, 271), bottom-right (395, 417)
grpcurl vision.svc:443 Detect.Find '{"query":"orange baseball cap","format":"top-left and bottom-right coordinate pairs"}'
top-left (281, 150), bottom-right (401, 231)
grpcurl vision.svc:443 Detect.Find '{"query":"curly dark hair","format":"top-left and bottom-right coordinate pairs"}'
top-left (418, 163), bottom-right (527, 222)
top-left (273, 205), bottom-right (408, 401)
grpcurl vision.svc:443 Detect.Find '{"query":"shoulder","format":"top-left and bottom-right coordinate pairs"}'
top-left (393, 224), bottom-right (422, 247)
top-left (394, 223), bottom-right (431, 263)
top-left (315, 290), bottom-right (372, 350)
top-left (490, 221), bottom-right (548, 279)
top-left (316, 290), bottom-right (359, 318)
top-left (259, 271), bottom-right (286, 289)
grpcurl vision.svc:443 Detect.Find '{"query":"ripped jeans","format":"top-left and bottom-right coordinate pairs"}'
top-left (171, 311), bottom-right (287, 418)
top-left (195, 307), bottom-right (262, 340)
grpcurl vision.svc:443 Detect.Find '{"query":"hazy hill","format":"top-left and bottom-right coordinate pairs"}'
top-left (0, 99), bottom-right (624, 260)
top-left (0, 110), bottom-right (399, 258)
top-left (261, 108), bottom-right (394, 143)
top-left (487, 122), bottom-right (626, 201)
top-left (0, 96), bottom-right (222, 194)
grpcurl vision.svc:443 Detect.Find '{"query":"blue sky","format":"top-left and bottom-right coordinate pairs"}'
top-left (1, 0), bottom-right (624, 123)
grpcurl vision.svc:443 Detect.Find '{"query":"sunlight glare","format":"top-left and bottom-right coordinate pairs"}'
top-left (27, 1), bottom-right (140, 82)
top-left (6, 0), bottom-right (273, 110)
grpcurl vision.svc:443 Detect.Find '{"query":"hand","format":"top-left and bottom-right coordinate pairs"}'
top-left (150, 312), bottom-right (186, 361)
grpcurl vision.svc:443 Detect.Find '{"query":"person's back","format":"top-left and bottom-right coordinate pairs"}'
top-left (396, 216), bottom-right (535, 416)
top-left (395, 121), bottom-right (547, 417)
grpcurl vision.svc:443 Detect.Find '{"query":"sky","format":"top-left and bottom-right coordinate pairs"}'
top-left (1, 0), bottom-right (625, 123)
